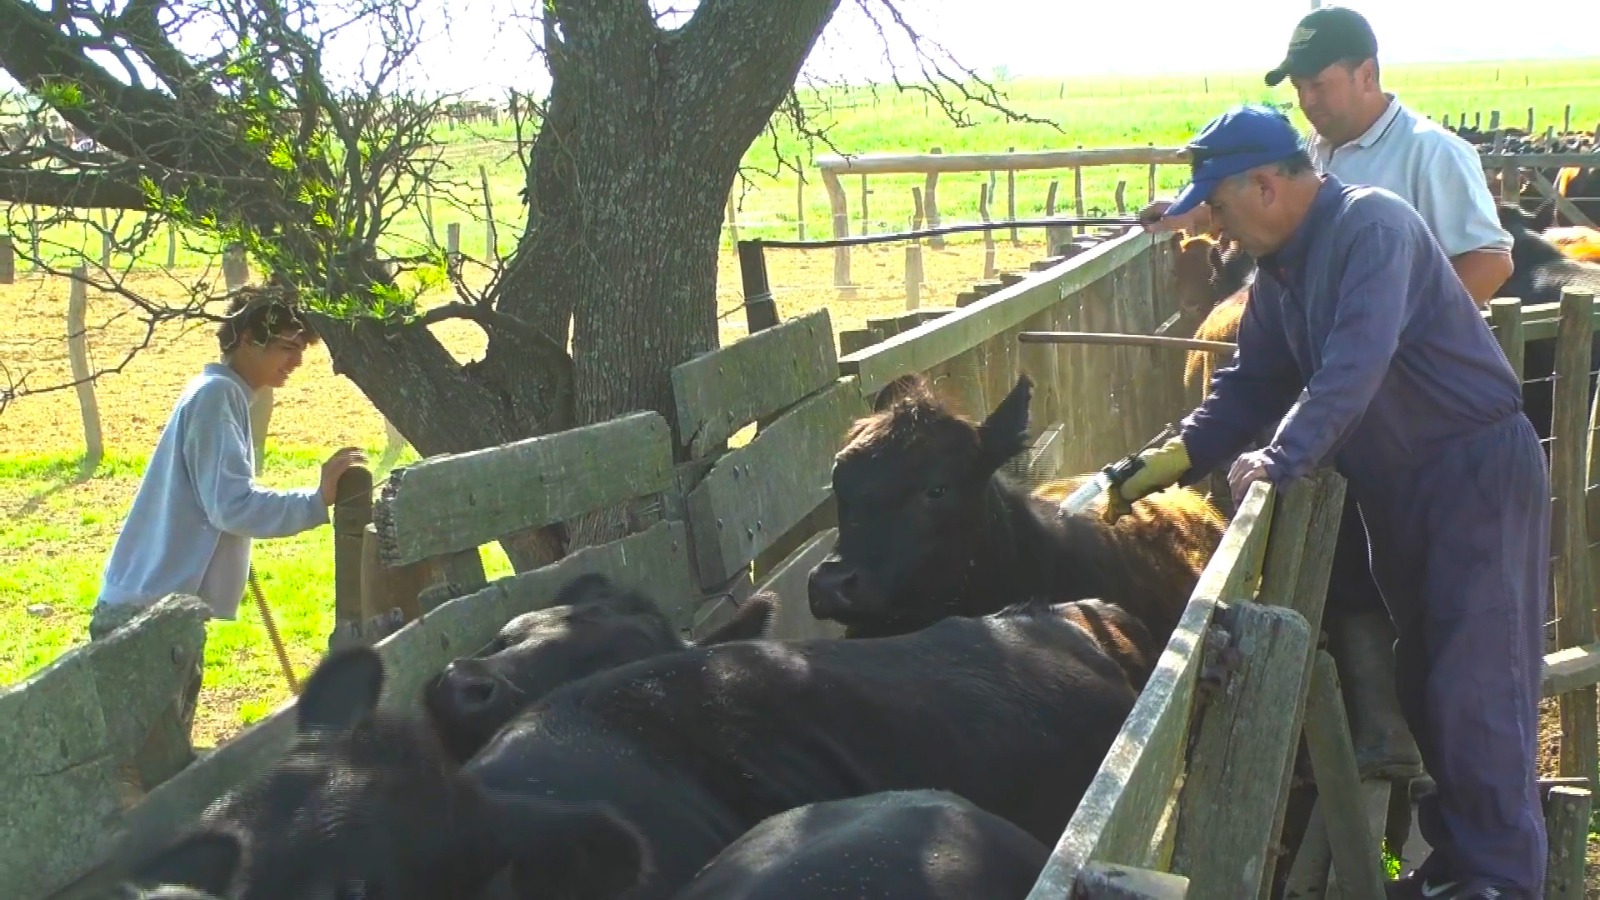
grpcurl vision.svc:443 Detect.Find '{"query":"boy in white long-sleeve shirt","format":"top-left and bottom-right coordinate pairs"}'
top-left (90, 289), bottom-right (364, 767)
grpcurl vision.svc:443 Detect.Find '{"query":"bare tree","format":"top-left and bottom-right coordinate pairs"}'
top-left (0, 0), bottom-right (1053, 565)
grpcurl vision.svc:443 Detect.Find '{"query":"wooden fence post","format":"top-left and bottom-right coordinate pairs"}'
top-left (334, 465), bottom-right (373, 632)
top-left (821, 170), bottom-right (853, 293)
top-left (0, 234), bottom-right (13, 284)
top-left (925, 147), bottom-right (943, 250)
top-left (67, 267), bottom-right (103, 473)
top-left (479, 164), bottom-right (497, 261)
top-left (978, 184), bottom-right (996, 280)
top-left (1543, 785), bottom-right (1593, 899)
top-left (1552, 289), bottom-right (1597, 788)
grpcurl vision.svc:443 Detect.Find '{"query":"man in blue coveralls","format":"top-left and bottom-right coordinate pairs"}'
top-left (1106, 105), bottom-right (1551, 900)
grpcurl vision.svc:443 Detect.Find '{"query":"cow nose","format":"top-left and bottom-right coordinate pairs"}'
top-left (808, 562), bottom-right (859, 620)
top-left (442, 660), bottom-right (502, 716)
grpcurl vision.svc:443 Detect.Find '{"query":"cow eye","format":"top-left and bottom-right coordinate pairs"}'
top-left (925, 484), bottom-right (948, 500)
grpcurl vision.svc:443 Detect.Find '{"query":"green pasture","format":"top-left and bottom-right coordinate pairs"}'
top-left (3, 59), bottom-right (1598, 279)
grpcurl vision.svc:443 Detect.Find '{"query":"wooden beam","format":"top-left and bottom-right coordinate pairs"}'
top-left (1551, 291), bottom-right (1597, 786)
top-left (817, 146), bottom-right (1189, 175)
top-left (684, 379), bottom-right (867, 586)
top-left (1301, 652), bottom-right (1390, 900)
top-left (1544, 642), bottom-right (1600, 696)
top-left (1525, 169), bottom-right (1597, 229)
top-left (671, 309), bottom-right (838, 458)
top-left (373, 520), bottom-right (697, 712)
top-left (812, 147), bottom-right (1597, 177)
top-left (1018, 331), bottom-right (1237, 353)
top-left (1168, 603), bottom-right (1314, 898)
top-left (1077, 862), bottom-right (1191, 899)
top-left (841, 229), bottom-right (1155, 395)
top-left (372, 412), bottom-right (674, 567)
top-left (1027, 483), bottom-right (1276, 897)
top-left (1543, 786), bottom-right (1592, 900)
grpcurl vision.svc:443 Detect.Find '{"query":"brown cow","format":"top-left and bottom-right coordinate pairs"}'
top-left (807, 372), bottom-right (1224, 648)
top-left (1171, 232), bottom-right (1257, 333)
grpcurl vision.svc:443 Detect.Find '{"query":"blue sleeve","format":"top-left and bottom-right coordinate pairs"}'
top-left (1260, 223), bottom-right (1413, 483)
top-left (182, 381), bottom-right (329, 537)
top-left (1177, 284), bottom-right (1303, 484)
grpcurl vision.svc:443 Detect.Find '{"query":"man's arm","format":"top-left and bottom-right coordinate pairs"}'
top-left (183, 382), bottom-right (329, 537)
top-left (1451, 249), bottom-right (1514, 306)
top-left (1177, 284), bottom-right (1304, 485)
top-left (1258, 223), bottom-right (1415, 483)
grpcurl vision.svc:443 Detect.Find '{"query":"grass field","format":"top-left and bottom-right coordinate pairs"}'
top-left (4, 57), bottom-right (1600, 878)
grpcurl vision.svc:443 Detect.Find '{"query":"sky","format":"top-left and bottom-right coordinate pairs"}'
top-left (387, 0), bottom-right (1600, 100)
top-left (2, 0), bottom-right (1597, 103)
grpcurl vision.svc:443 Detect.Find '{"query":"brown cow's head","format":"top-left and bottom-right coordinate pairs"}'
top-left (808, 373), bottom-right (1032, 631)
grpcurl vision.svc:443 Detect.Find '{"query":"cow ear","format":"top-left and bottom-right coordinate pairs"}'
top-left (297, 645), bottom-right (384, 734)
top-left (873, 373), bottom-right (929, 412)
top-left (978, 374), bottom-right (1032, 467)
top-left (130, 829), bottom-right (243, 897)
top-left (491, 795), bottom-right (651, 898)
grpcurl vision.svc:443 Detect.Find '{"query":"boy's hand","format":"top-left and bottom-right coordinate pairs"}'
top-left (320, 447), bottom-right (369, 505)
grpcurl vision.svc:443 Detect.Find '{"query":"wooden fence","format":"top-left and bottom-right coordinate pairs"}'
top-left (16, 225), bottom-right (1600, 899)
top-left (812, 145), bottom-right (1600, 290)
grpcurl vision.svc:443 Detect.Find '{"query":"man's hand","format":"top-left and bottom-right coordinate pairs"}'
top-left (1102, 437), bottom-right (1193, 524)
top-left (319, 447), bottom-right (369, 506)
top-left (1227, 450), bottom-right (1274, 499)
top-left (1138, 200), bottom-right (1214, 236)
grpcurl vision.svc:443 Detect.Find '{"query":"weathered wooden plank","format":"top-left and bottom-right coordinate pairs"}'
top-left (1168, 603), bottom-right (1313, 900)
top-left (1027, 483), bottom-right (1277, 898)
top-left (3, 594), bottom-right (213, 899)
top-left (375, 520), bottom-right (696, 712)
top-left (838, 327), bottom-right (883, 356)
top-left (685, 379), bottom-right (868, 586)
top-left (1551, 291), bottom-right (1597, 785)
top-left (1543, 785), bottom-right (1592, 900)
top-left (1543, 641), bottom-right (1600, 696)
top-left (1253, 471), bottom-right (1348, 899)
top-left (671, 309), bottom-right (838, 458)
top-left (373, 412), bottom-right (674, 567)
top-left (1490, 298), bottom-right (1525, 378)
top-left (840, 229), bottom-right (1152, 395)
top-left (1301, 652), bottom-right (1389, 900)
top-left (1078, 862), bottom-right (1191, 899)
top-left (751, 527), bottom-right (846, 641)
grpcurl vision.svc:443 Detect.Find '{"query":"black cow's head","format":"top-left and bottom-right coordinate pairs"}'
top-left (424, 574), bottom-right (772, 763)
top-left (128, 646), bottom-right (526, 900)
top-left (808, 373), bottom-right (1032, 633)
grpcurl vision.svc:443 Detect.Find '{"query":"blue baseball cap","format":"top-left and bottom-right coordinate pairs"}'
top-left (1166, 104), bottom-right (1308, 217)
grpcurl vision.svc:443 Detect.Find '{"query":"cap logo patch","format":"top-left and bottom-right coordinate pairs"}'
top-left (1290, 25), bottom-right (1316, 47)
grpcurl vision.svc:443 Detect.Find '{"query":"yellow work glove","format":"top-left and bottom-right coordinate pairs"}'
top-left (1102, 437), bottom-right (1192, 525)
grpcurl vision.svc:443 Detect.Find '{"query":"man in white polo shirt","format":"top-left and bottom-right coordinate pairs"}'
top-left (1264, 5), bottom-right (1513, 303)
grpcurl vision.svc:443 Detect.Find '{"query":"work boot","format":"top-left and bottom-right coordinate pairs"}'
top-left (1325, 609), bottom-right (1426, 780)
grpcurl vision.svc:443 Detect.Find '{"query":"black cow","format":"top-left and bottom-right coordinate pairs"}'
top-left (425, 573), bottom-right (775, 762)
top-left (1496, 200), bottom-right (1600, 448)
top-left (669, 789), bottom-right (1051, 900)
top-left (131, 598), bottom-right (1149, 900)
top-left (808, 372), bottom-right (1224, 646)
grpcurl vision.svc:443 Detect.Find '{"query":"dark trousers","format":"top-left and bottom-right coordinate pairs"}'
top-left (1352, 414), bottom-right (1550, 894)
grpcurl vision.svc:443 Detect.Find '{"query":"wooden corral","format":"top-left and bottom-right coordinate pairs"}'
top-left (14, 223), bottom-right (1600, 900)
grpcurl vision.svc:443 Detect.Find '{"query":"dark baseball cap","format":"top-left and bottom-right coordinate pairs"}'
top-left (1166, 105), bottom-right (1307, 217)
top-left (1264, 6), bottom-right (1379, 87)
